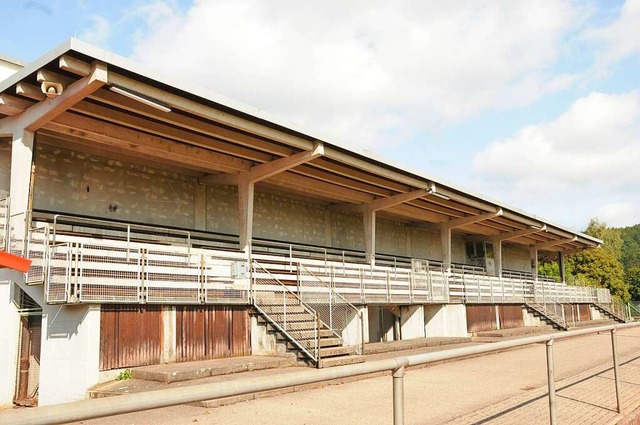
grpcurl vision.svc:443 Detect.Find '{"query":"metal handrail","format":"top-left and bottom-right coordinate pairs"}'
top-left (298, 263), bottom-right (364, 355)
top-left (0, 196), bottom-right (8, 251)
top-left (51, 214), bottom-right (192, 253)
top-left (252, 261), bottom-right (320, 362)
top-left (3, 321), bottom-right (638, 425)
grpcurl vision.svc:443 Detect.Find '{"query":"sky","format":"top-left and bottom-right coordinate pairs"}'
top-left (1, 0), bottom-right (639, 231)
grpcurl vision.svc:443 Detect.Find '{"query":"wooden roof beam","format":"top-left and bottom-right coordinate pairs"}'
top-left (442, 208), bottom-right (503, 230)
top-left (494, 225), bottom-right (547, 242)
top-left (534, 237), bottom-right (577, 251)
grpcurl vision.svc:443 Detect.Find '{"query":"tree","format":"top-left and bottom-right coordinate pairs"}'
top-left (567, 249), bottom-right (630, 302)
top-left (621, 224), bottom-right (640, 269)
top-left (625, 267), bottom-right (640, 301)
top-left (585, 218), bottom-right (623, 261)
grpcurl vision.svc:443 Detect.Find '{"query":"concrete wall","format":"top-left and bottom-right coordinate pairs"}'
top-left (503, 243), bottom-right (530, 272)
top-left (0, 139), bottom-right (10, 198)
top-left (33, 143), bottom-right (196, 229)
top-left (424, 304), bottom-right (468, 337)
top-left (38, 304), bottom-right (101, 405)
top-left (400, 305), bottom-right (425, 339)
top-left (522, 307), bottom-right (544, 327)
top-left (0, 273), bottom-right (20, 406)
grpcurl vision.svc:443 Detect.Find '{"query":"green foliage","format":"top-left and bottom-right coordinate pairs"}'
top-left (567, 249), bottom-right (630, 302)
top-left (625, 267), bottom-right (640, 301)
top-left (115, 369), bottom-right (132, 381)
top-left (621, 224), bottom-right (640, 269)
top-left (538, 261), bottom-right (560, 279)
top-left (585, 218), bottom-right (623, 261)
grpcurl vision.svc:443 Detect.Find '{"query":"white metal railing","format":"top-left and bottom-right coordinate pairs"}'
top-left (16, 223), bottom-right (613, 308)
top-left (0, 197), bottom-right (8, 251)
top-left (42, 234), bottom-right (250, 305)
top-left (297, 264), bottom-right (363, 355)
top-left (530, 285), bottom-right (567, 328)
top-left (252, 261), bottom-right (320, 363)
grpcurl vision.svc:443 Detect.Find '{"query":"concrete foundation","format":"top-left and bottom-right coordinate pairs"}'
top-left (342, 305), bottom-right (368, 346)
top-left (424, 304), bottom-right (468, 337)
top-left (399, 305), bottom-right (425, 340)
top-left (590, 306), bottom-right (603, 321)
top-left (522, 306), bottom-right (544, 327)
top-left (250, 315), bottom-right (285, 356)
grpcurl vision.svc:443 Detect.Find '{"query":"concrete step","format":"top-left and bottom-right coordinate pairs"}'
top-left (320, 345), bottom-right (358, 358)
top-left (319, 355), bottom-right (365, 368)
top-left (263, 319), bottom-right (318, 332)
top-left (288, 329), bottom-right (335, 340)
top-left (128, 355), bottom-right (296, 384)
top-left (267, 313), bottom-right (316, 323)
top-left (261, 305), bottom-right (308, 314)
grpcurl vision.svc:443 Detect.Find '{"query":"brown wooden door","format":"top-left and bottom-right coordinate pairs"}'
top-left (466, 305), bottom-right (497, 333)
top-left (498, 305), bottom-right (524, 329)
top-left (176, 306), bottom-right (250, 362)
top-left (14, 315), bottom-right (42, 406)
top-left (100, 305), bottom-right (162, 371)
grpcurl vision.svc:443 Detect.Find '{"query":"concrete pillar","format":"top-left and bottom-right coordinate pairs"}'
top-left (424, 304), bottom-right (468, 337)
top-left (399, 305), bottom-right (425, 340)
top-left (9, 129), bottom-right (35, 245)
top-left (363, 207), bottom-right (376, 265)
top-left (342, 306), bottom-right (368, 346)
top-left (250, 315), bottom-right (284, 356)
top-left (194, 183), bottom-right (207, 231)
top-left (558, 251), bottom-right (566, 283)
top-left (38, 304), bottom-right (101, 405)
top-left (493, 239), bottom-right (503, 277)
top-left (237, 175), bottom-right (254, 254)
top-left (160, 306), bottom-right (176, 364)
top-left (0, 276), bottom-right (20, 405)
top-left (530, 246), bottom-right (539, 281)
top-left (440, 226), bottom-right (452, 272)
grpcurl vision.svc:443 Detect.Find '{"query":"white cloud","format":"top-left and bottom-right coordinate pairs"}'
top-left (596, 202), bottom-right (638, 228)
top-left (129, 0), bottom-right (585, 148)
top-left (78, 15), bottom-right (111, 47)
top-left (474, 91), bottom-right (640, 228)
top-left (585, 0), bottom-right (640, 73)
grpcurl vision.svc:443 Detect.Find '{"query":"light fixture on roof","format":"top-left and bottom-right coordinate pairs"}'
top-left (110, 85), bottom-right (171, 113)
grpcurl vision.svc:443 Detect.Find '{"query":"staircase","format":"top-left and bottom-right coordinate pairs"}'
top-left (252, 262), bottom-right (364, 368)
top-left (592, 302), bottom-right (628, 324)
top-left (524, 302), bottom-right (567, 331)
top-left (525, 286), bottom-right (567, 330)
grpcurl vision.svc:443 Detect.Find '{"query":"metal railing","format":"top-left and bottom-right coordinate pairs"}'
top-left (530, 284), bottom-right (567, 329)
top-left (42, 235), bottom-right (249, 305)
top-left (16, 220), bottom-right (612, 308)
top-left (297, 264), bottom-right (364, 355)
top-left (0, 197), bottom-right (8, 251)
top-left (252, 261), bottom-right (320, 363)
top-left (3, 322), bottom-right (638, 425)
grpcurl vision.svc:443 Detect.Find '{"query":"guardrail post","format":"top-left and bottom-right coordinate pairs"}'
top-left (393, 365), bottom-right (405, 425)
top-left (611, 328), bottom-right (623, 414)
top-left (546, 339), bottom-right (557, 425)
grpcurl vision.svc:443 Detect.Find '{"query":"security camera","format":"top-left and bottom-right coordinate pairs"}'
top-left (40, 81), bottom-right (64, 99)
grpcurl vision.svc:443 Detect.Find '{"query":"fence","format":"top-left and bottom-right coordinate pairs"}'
top-left (2, 321), bottom-right (638, 425)
top-left (16, 222), bottom-right (611, 308)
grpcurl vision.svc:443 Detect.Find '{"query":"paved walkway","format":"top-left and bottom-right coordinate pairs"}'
top-left (59, 328), bottom-right (640, 424)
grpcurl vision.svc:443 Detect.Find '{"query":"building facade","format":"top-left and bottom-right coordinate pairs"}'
top-left (0, 40), bottom-right (621, 407)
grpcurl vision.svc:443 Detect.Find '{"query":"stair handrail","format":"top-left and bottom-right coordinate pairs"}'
top-left (531, 283), bottom-right (567, 329)
top-left (297, 263), bottom-right (364, 355)
top-left (252, 261), bottom-right (320, 362)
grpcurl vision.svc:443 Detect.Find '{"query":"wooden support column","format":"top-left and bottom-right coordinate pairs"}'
top-left (441, 226), bottom-right (452, 272)
top-left (558, 251), bottom-right (566, 283)
top-left (493, 239), bottom-right (503, 278)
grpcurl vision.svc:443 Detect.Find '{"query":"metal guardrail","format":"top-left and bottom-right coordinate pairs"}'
top-left (2, 322), bottom-right (638, 425)
top-left (0, 197), bottom-right (8, 251)
top-left (298, 264), bottom-right (364, 355)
